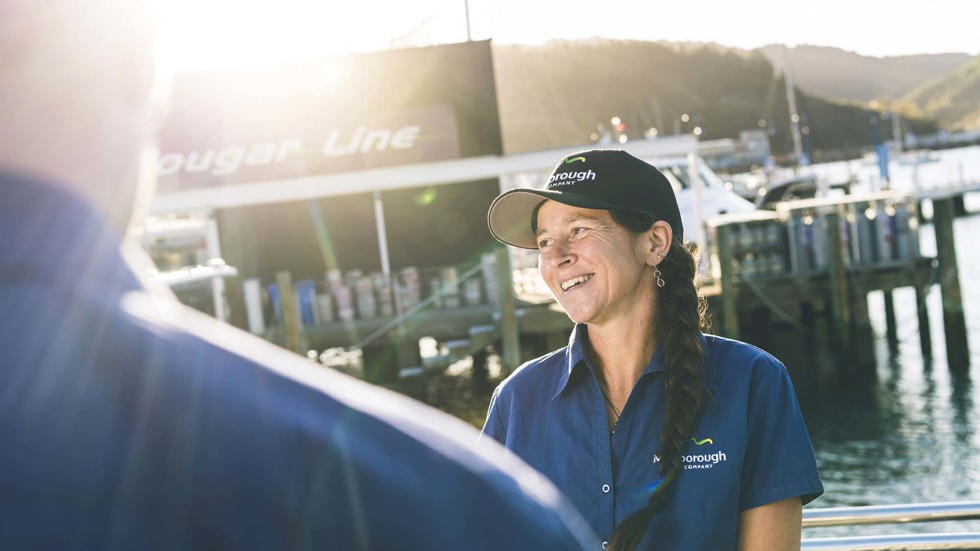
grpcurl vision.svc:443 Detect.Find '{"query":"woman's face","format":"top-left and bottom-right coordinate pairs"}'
top-left (535, 201), bottom-right (656, 327)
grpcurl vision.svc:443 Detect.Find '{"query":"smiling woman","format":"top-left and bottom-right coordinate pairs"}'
top-left (482, 148), bottom-right (823, 551)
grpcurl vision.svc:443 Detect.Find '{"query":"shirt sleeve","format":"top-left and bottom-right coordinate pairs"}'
top-left (479, 385), bottom-right (508, 446)
top-left (740, 361), bottom-right (824, 510)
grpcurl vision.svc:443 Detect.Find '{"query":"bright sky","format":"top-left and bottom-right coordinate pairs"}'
top-left (158, 0), bottom-right (979, 72)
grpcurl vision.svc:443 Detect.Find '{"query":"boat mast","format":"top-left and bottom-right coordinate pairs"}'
top-left (783, 67), bottom-right (805, 171)
top-left (890, 107), bottom-right (903, 151)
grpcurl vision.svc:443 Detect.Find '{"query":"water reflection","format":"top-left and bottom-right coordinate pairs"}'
top-left (795, 343), bottom-right (979, 537)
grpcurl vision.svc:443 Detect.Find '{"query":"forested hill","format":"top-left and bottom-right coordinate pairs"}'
top-left (902, 56), bottom-right (980, 131)
top-left (491, 39), bottom-right (941, 160)
top-left (760, 44), bottom-right (971, 103)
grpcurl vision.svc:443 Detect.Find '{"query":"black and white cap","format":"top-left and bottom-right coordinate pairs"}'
top-left (487, 149), bottom-right (683, 249)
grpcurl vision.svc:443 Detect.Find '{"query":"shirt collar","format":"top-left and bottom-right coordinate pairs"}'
top-left (554, 323), bottom-right (588, 396)
top-left (0, 171), bottom-right (144, 297)
top-left (552, 323), bottom-right (667, 399)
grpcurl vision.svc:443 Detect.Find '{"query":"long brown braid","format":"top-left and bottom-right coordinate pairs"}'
top-left (606, 210), bottom-right (710, 551)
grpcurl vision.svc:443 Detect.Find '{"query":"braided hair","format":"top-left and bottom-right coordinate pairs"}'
top-left (607, 210), bottom-right (710, 551)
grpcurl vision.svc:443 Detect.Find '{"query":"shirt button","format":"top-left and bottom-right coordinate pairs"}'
top-left (601, 483), bottom-right (611, 493)
top-left (601, 541), bottom-right (609, 549)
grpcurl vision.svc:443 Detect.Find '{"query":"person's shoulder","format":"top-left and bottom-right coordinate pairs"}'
top-left (3, 289), bottom-right (597, 548)
top-left (493, 346), bottom-right (569, 398)
top-left (701, 333), bottom-right (786, 379)
top-left (120, 290), bottom-right (455, 425)
top-left (119, 293), bottom-right (596, 548)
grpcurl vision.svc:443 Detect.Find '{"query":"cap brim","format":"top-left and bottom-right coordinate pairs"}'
top-left (487, 188), bottom-right (632, 249)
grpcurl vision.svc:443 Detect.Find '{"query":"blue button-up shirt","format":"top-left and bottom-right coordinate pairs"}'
top-left (483, 324), bottom-right (823, 550)
top-left (0, 173), bottom-right (598, 550)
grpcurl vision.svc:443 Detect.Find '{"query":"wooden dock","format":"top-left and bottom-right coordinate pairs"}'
top-left (708, 189), bottom-right (971, 381)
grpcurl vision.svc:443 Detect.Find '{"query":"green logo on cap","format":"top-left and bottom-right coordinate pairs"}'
top-left (564, 156), bottom-right (586, 164)
top-left (691, 437), bottom-right (714, 446)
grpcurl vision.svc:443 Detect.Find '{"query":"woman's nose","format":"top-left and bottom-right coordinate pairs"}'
top-left (544, 243), bottom-right (574, 269)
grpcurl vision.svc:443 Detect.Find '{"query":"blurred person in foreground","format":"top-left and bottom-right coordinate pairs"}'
top-left (0, 2), bottom-right (598, 549)
top-left (484, 149), bottom-right (823, 550)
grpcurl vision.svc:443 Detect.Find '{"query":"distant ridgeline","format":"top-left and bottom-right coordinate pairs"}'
top-left (762, 44), bottom-right (980, 133)
top-left (492, 39), bottom-right (973, 161)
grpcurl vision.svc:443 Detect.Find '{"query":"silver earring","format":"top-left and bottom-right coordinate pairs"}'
top-left (654, 265), bottom-right (665, 288)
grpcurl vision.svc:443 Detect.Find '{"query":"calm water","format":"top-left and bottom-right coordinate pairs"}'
top-left (781, 146), bottom-right (980, 538)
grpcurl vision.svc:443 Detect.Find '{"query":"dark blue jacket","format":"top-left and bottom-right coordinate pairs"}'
top-left (0, 173), bottom-right (598, 550)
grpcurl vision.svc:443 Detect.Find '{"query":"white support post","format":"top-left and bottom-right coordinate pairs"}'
top-left (373, 190), bottom-right (391, 275)
top-left (205, 216), bottom-right (228, 323)
top-left (687, 151), bottom-right (706, 256)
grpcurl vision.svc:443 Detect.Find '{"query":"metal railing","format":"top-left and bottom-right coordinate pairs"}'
top-left (802, 501), bottom-right (980, 550)
top-left (352, 262), bottom-right (486, 350)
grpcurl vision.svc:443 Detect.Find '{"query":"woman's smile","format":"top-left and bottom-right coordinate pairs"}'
top-left (560, 273), bottom-right (594, 292)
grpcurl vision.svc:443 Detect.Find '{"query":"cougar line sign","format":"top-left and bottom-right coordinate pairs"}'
top-left (156, 105), bottom-right (458, 188)
top-left (154, 40), bottom-right (501, 194)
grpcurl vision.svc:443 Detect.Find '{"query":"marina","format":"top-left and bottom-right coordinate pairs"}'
top-left (243, 149), bottom-right (979, 389)
top-left (272, 149), bottom-right (980, 550)
top-left (725, 147), bottom-right (980, 546)
top-left (10, 1), bottom-right (980, 547)
top-left (147, 145), bottom-right (979, 392)
top-left (137, 38), bottom-right (980, 548)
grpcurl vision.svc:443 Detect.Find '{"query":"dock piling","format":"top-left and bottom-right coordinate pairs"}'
top-left (883, 290), bottom-right (899, 350)
top-left (850, 291), bottom-right (877, 382)
top-left (915, 284), bottom-right (933, 358)
top-left (276, 271), bottom-right (302, 354)
top-left (494, 247), bottom-right (522, 373)
top-left (824, 211), bottom-right (852, 345)
top-left (716, 223), bottom-right (739, 339)
top-left (933, 197), bottom-right (970, 372)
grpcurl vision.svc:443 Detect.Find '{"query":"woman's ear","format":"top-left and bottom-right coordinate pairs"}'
top-left (641, 221), bottom-right (673, 266)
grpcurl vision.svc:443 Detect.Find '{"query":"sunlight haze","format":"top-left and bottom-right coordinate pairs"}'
top-left (158, 0), bottom-right (979, 72)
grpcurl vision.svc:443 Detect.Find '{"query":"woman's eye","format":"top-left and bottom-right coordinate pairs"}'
top-left (537, 238), bottom-right (552, 248)
top-left (572, 227), bottom-right (589, 237)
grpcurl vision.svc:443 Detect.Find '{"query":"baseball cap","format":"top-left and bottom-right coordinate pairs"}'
top-left (487, 149), bottom-right (683, 249)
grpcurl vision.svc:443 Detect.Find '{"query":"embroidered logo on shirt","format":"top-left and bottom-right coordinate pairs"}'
top-left (653, 437), bottom-right (727, 470)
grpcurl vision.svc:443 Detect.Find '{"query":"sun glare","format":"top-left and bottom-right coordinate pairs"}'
top-left (155, 0), bottom-right (978, 74)
top-left (157, 1), bottom-right (359, 71)
top-left (156, 0), bottom-right (469, 72)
